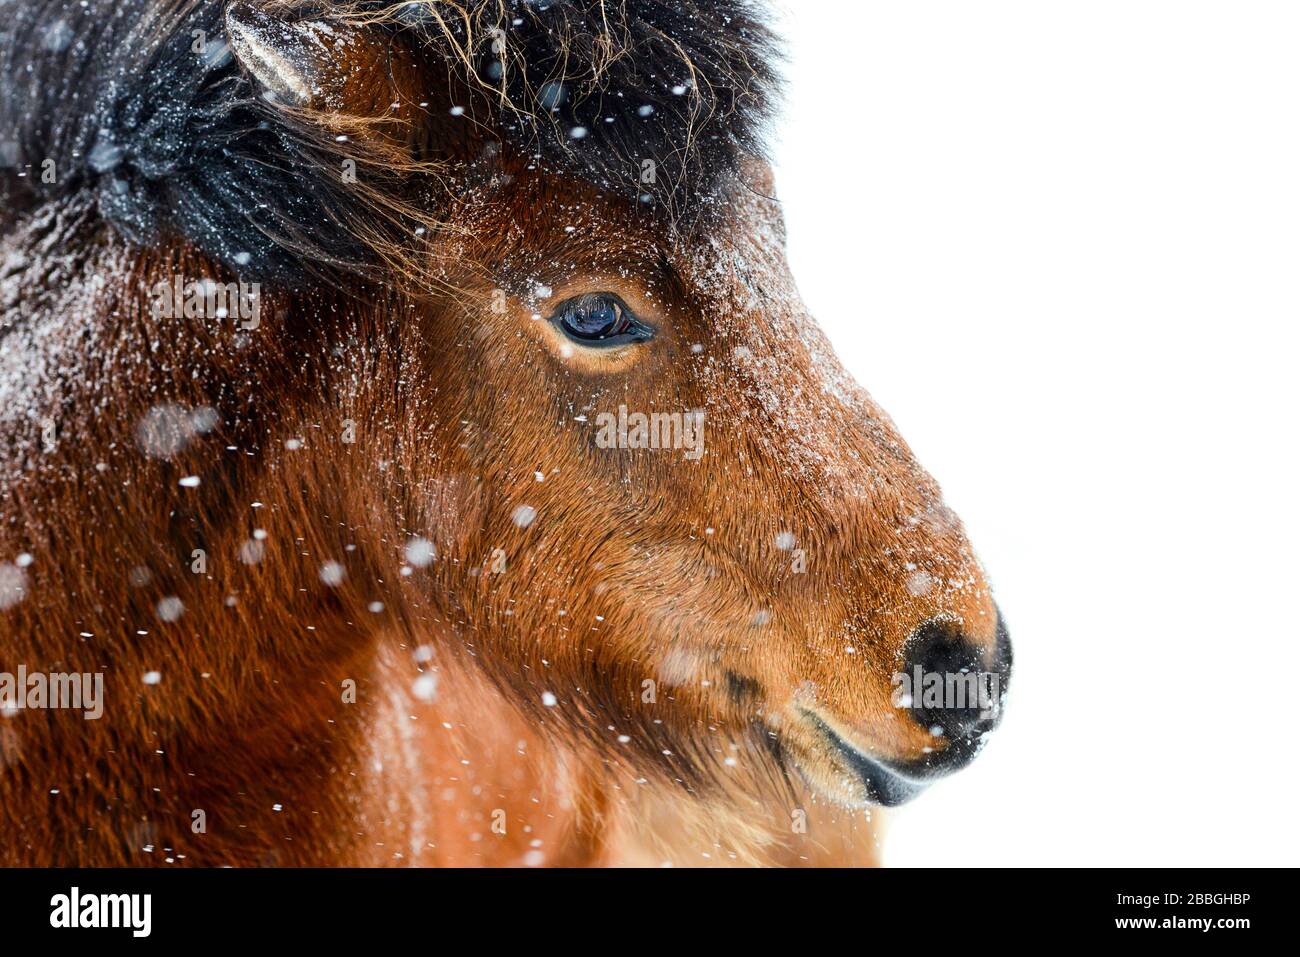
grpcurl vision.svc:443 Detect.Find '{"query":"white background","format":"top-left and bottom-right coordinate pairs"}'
top-left (772, 1), bottom-right (1299, 866)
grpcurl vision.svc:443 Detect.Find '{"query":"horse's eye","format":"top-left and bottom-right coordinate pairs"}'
top-left (550, 294), bottom-right (654, 347)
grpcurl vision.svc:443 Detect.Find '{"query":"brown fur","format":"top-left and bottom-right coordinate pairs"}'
top-left (0, 3), bottom-right (1002, 866)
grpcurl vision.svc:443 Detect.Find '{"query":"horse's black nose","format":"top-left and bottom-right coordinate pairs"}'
top-left (897, 614), bottom-right (1012, 774)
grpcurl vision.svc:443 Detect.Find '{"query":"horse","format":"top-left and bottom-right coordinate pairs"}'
top-left (0, 0), bottom-right (1011, 866)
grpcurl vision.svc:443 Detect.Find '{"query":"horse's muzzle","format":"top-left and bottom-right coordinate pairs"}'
top-left (798, 611), bottom-right (1012, 806)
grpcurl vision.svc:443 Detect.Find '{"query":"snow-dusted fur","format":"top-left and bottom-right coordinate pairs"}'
top-left (0, 2), bottom-right (1008, 867)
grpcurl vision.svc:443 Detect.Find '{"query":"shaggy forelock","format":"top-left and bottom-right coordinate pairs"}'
top-left (389, 0), bottom-right (783, 201)
top-left (0, 0), bottom-right (783, 282)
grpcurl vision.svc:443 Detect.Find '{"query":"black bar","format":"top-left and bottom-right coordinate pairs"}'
top-left (0, 867), bottom-right (1284, 944)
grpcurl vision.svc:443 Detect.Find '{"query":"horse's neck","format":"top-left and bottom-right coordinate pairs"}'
top-left (344, 630), bottom-right (612, 866)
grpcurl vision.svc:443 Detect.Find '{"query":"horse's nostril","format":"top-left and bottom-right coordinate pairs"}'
top-left (900, 615), bottom-right (1012, 761)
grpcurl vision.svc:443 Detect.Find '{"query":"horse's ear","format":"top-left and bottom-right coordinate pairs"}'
top-left (207, 4), bottom-right (433, 281)
top-left (226, 4), bottom-right (336, 106)
top-left (225, 3), bottom-right (410, 120)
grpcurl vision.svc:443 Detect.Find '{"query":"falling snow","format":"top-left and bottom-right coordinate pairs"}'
top-left (319, 562), bottom-right (346, 587)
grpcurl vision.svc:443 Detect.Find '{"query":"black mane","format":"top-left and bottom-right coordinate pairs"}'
top-left (0, 1), bottom-right (783, 283)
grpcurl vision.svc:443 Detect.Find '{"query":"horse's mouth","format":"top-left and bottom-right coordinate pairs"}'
top-left (783, 700), bottom-right (1004, 807)
top-left (797, 711), bottom-right (928, 807)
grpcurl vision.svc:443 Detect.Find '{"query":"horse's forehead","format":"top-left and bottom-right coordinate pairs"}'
top-left (672, 186), bottom-right (798, 324)
top-left (658, 181), bottom-right (899, 482)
